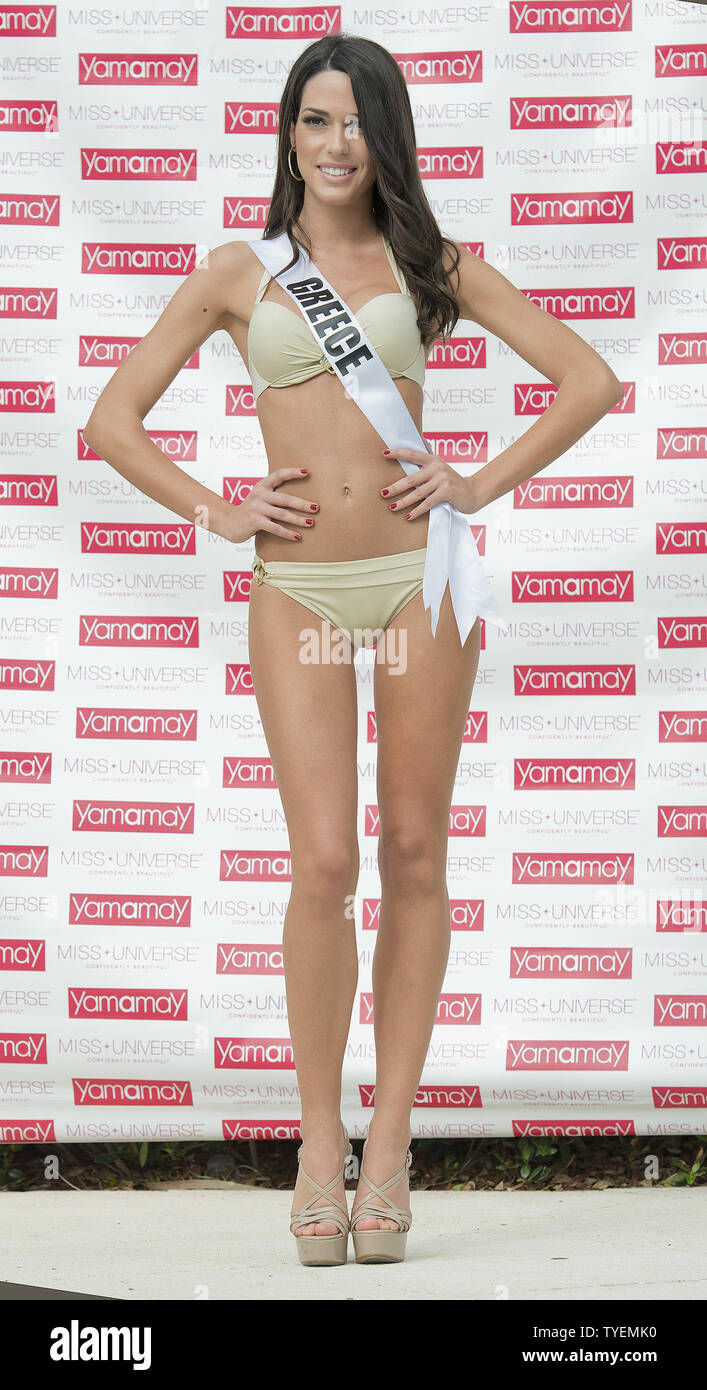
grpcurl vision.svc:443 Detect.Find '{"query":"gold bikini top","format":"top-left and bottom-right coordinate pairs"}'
top-left (247, 234), bottom-right (427, 402)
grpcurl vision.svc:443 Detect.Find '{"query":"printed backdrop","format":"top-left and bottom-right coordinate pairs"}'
top-left (1, 2), bottom-right (706, 1144)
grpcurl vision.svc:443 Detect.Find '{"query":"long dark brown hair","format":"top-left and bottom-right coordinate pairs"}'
top-left (262, 33), bottom-right (462, 352)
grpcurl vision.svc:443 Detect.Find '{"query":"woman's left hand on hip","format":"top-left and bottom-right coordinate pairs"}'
top-left (379, 446), bottom-right (477, 517)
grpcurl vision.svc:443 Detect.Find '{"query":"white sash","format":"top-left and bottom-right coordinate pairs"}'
top-left (247, 230), bottom-right (508, 645)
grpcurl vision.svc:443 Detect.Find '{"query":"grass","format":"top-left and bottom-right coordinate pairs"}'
top-left (1, 1135), bottom-right (705, 1193)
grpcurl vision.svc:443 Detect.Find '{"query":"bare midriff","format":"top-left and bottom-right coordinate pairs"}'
top-left (249, 371), bottom-right (430, 562)
top-left (223, 257), bottom-right (431, 564)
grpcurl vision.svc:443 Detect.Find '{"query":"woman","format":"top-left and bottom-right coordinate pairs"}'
top-left (83, 33), bottom-right (624, 1267)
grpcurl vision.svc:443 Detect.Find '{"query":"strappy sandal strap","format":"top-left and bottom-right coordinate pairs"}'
top-left (290, 1204), bottom-right (349, 1237)
top-left (290, 1214), bottom-right (348, 1237)
top-left (290, 1129), bottom-right (352, 1237)
top-left (350, 1145), bottom-right (413, 1234)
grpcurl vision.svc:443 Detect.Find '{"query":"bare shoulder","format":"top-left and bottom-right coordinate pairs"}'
top-left (438, 234), bottom-right (624, 392)
top-left (440, 234), bottom-right (535, 326)
top-left (440, 235), bottom-right (464, 276)
top-left (203, 238), bottom-right (267, 329)
top-left (82, 238), bottom-right (271, 433)
top-left (439, 236), bottom-right (486, 309)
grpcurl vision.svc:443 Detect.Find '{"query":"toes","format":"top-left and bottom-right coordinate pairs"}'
top-left (296, 1221), bottom-right (338, 1236)
top-left (352, 1216), bottom-right (399, 1232)
top-left (352, 1215), bottom-right (374, 1231)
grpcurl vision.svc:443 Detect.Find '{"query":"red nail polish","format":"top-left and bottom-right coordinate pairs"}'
top-left (389, 503), bottom-right (396, 510)
top-left (294, 533), bottom-right (301, 540)
top-left (381, 489), bottom-right (389, 496)
top-left (300, 469), bottom-right (308, 474)
top-left (310, 503), bottom-right (318, 511)
top-left (305, 519), bottom-right (313, 525)
top-left (383, 449), bottom-right (390, 455)
top-left (405, 514), bottom-right (411, 520)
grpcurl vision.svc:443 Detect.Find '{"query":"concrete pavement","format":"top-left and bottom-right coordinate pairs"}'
top-left (0, 1187), bottom-right (703, 1300)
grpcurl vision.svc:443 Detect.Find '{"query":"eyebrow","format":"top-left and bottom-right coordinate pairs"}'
top-left (301, 106), bottom-right (359, 117)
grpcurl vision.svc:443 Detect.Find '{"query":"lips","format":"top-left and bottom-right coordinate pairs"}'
top-left (317, 165), bottom-right (356, 178)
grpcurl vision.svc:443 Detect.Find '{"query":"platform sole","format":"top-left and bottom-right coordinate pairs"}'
top-left (293, 1232), bottom-right (348, 1266)
top-left (351, 1229), bottom-right (408, 1263)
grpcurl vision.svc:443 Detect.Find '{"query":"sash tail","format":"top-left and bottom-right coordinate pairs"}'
top-left (424, 503), bottom-right (509, 647)
top-left (421, 502), bottom-right (450, 637)
top-left (448, 508), bottom-right (509, 644)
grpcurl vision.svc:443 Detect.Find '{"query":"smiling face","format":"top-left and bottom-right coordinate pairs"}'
top-left (289, 68), bottom-right (378, 202)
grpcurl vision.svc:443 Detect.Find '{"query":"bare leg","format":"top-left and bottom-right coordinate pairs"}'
top-left (351, 585), bottom-right (482, 1232)
top-left (248, 580), bottom-right (360, 1235)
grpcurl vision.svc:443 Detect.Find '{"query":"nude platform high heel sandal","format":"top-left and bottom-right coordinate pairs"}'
top-left (289, 1125), bottom-right (353, 1266)
top-left (350, 1137), bottom-right (413, 1264)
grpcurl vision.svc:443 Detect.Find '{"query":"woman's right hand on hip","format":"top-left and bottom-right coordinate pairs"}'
top-left (225, 468), bottom-right (319, 544)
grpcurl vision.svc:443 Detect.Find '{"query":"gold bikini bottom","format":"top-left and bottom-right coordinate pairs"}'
top-left (250, 546), bottom-right (428, 649)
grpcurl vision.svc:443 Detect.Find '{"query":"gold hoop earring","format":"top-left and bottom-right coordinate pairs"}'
top-left (288, 146), bottom-right (304, 181)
